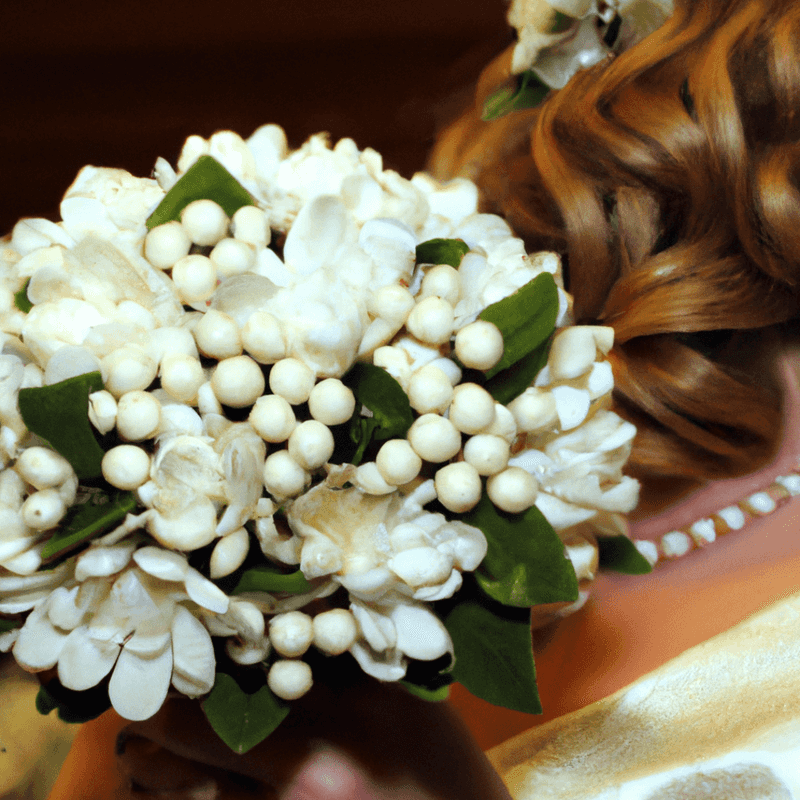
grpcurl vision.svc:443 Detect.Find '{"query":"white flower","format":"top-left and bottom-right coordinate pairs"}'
top-left (510, 410), bottom-right (640, 530)
top-left (7, 545), bottom-right (234, 721)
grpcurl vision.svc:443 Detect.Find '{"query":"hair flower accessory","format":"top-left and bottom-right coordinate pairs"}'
top-left (0, 125), bottom-right (647, 753)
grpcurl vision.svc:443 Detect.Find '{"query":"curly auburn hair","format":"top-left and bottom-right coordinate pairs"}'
top-left (430, 0), bottom-right (800, 490)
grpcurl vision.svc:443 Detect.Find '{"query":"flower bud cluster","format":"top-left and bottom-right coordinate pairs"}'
top-left (0, 125), bottom-right (639, 720)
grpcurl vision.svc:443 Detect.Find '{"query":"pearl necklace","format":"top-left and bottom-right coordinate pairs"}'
top-left (632, 456), bottom-right (800, 567)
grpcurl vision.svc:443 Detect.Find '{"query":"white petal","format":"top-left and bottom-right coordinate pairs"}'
top-left (350, 601), bottom-right (396, 652)
top-left (57, 625), bottom-right (120, 690)
top-left (46, 586), bottom-right (86, 630)
top-left (388, 547), bottom-right (452, 588)
top-left (1, 545), bottom-right (43, 575)
top-left (124, 624), bottom-right (172, 657)
top-left (75, 541), bottom-right (136, 581)
top-left (221, 598), bottom-right (265, 641)
top-left (349, 641), bottom-right (406, 682)
top-left (170, 605), bottom-right (215, 696)
top-left (109, 643), bottom-right (173, 721)
top-left (13, 604), bottom-right (69, 670)
top-left (0, 628), bottom-right (20, 651)
top-left (390, 603), bottom-right (452, 661)
top-left (412, 569), bottom-right (462, 602)
top-left (0, 590), bottom-right (53, 614)
top-left (551, 386), bottom-right (591, 431)
top-left (184, 567), bottom-right (229, 613)
top-left (133, 546), bottom-right (189, 581)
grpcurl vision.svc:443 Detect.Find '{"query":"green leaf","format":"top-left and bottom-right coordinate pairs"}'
top-left (462, 495), bottom-right (578, 607)
top-left (0, 618), bottom-right (21, 633)
top-left (35, 680), bottom-right (112, 724)
top-left (41, 491), bottom-right (137, 560)
top-left (482, 71), bottom-right (551, 122)
top-left (146, 155), bottom-right (255, 230)
top-left (202, 673), bottom-right (289, 754)
top-left (343, 363), bottom-right (414, 464)
top-left (480, 272), bottom-right (559, 380)
top-left (18, 372), bottom-right (105, 480)
top-left (484, 333), bottom-right (552, 405)
top-left (547, 11), bottom-right (575, 33)
top-left (400, 681), bottom-right (451, 702)
top-left (597, 535), bottom-right (654, 575)
top-left (232, 564), bottom-right (312, 595)
top-left (14, 280), bottom-right (32, 313)
top-left (415, 238), bottom-right (470, 268)
top-left (445, 599), bottom-right (541, 714)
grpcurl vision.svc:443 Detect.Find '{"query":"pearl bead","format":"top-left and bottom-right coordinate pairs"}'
top-left (463, 434), bottom-right (510, 475)
top-left (268, 659), bottom-right (313, 701)
top-left (448, 383), bottom-right (495, 434)
top-left (180, 199), bottom-right (229, 246)
top-left (269, 611), bottom-right (314, 657)
top-left (312, 609), bottom-right (357, 655)
top-left (116, 390), bottom-right (161, 441)
top-left (434, 462), bottom-right (482, 513)
top-left (21, 489), bottom-right (67, 530)
top-left (269, 358), bottom-right (315, 405)
top-left (159, 354), bottom-right (205, 404)
top-left (420, 265), bottom-right (460, 305)
top-left (376, 439), bottom-right (422, 486)
top-left (103, 348), bottom-right (158, 398)
top-left (144, 221), bottom-right (191, 269)
top-left (486, 467), bottom-right (539, 514)
top-left (454, 320), bottom-right (504, 371)
top-left (308, 379), bottom-right (356, 426)
top-left (548, 326), bottom-right (597, 380)
top-left (249, 394), bottom-right (296, 442)
top-left (102, 445), bottom-right (151, 491)
top-left (287, 420), bottom-right (335, 470)
top-left (407, 364), bottom-right (453, 414)
top-left (171, 254), bottom-right (218, 304)
top-left (242, 311), bottom-right (286, 363)
top-left (211, 355), bottom-right (266, 407)
top-left (231, 205), bottom-right (270, 248)
top-left (407, 414), bottom-right (461, 463)
top-left (210, 238), bottom-right (255, 278)
top-left (209, 528), bottom-right (250, 578)
top-left (405, 296), bottom-right (455, 345)
top-left (194, 309), bottom-right (242, 360)
top-left (263, 450), bottom-right (308, 498)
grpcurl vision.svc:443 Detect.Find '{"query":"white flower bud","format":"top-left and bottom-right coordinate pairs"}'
top-left (407, 364), bottom-right (453, 414)
top-left (211, 356), bottom-right (265, 407)
top-left (372, 346), bottom-right (411, 389)
top-left (269, 611), bottom-right (314, 657)
top-left (263, 450), bottom-right (309, 498)
top-left (552, 385), bottom-right (591, 430)
top-left (548, 326), bottom-right (597, 380)
top-left (448, 383), bottom-right (495, 434)
top-left (308, 379), bottom-right (356, 426)
top-left (160, 353), bottom-right (205, 404)
top-left (209, 528), bottom-right (250, 578)
top-left (0, 468), bottom-right (25, 510)
top-left (21, 363), bottom-right (44, 389)
top-left (268, 659), bottom-right (313, 700)
top-left (484, 403), bottom-right (518, 444)
top-left (312, 609), bottom-right (357, 655)
top-left (197, 381), bottom-right (223, 415)
top-left (45, 346), bottom-right (101, 385)
top-left (434, 462), bottom-right (482, 513)
top-left (508, 388), bottom-right (558, 432)
top-left (241, 311), bottom-right (286, 364)
top-left (421, 265), bottom-right (460, 305)
top-left (368, 284), bottom-right (414, 325)
top-left (388, 545), bottom-right (452, 586)
top-left (194, 309), bottom-right (242, 360)
top-left (181, 199), bottom-right (229, 246)
top-left (407, 414), bottom-right (461, 463)
top-left (231, 205), bottom-right (269, 248)
top-left (226, 638), bottom-right (270, 666)
top-left (21, 488), bottom-right (66, 530)
top-left (463, 434), bottom-right (510, 476)
top-left (454, 320), bottom-right (504, 371)
top-left (15, 447), bottom-right (73, 490)
top-left (210, 238), bottom-right (255, 278)
top-left (354, 462), bottom-right (396, 495)
top-left (288, 420), bottom-right (334, 470)
top-left (405, 296), bottom-right (455, 345)
top-left (144, 221), bottom-right (191, 269)
top-left (171, 254), bottom-right (218, 304)
top-left (116, 390), bottom-right (161, 441)
top-left (102, 445), bottom-right (151, 490)
top-left (486, 467), bottom-right (539, 514)
top-left (269, 358), bottom-right (315, 405)
top-left (103, 348), bottom-right (158, 398)
top-left (375, 439), bottom-right (422, 486)
top-left (591, 326), bottom-right (615, 354)
top-left (249, 394), bottom-right (296, 442)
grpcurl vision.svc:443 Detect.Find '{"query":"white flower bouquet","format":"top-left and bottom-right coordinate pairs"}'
top-left (0, 126), bottom-right (645, 752)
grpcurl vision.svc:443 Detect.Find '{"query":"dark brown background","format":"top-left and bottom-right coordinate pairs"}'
top-left (1, 0), bottom-right (510, 234)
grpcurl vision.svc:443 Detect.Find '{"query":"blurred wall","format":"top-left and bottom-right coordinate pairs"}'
top-left (1, 0), bottom-right (510, 232)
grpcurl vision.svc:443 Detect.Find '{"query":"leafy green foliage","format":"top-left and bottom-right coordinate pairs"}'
top-left (343, 363), bottom-right (414, 465)
top-left (0, 618), bottom-right (21, 633)
top-left (482, 71), bottom-right (551, 122)
top-left (35, 679), bottom-right (112, 724)
top-left (202, 673), bottom-right (289, 754)
top-left (14, 280), bottom-right (32, 313)
top-left (232, 564), bottom-right (312, 595)
top-left (461, 495), bottom-right (578, 607)
top-left (547, 11), bottom-right (575, 33)
top-left (41, 491), bottom-right (137, 561)
top-left (480, 272), bottom-right (558, 379)
top-left (484, 333), bottom-right (552, 406)
top-left (415, 238), bottom-right (470, 268)
top-left (444, 596), bottom-right (541, 714)
top-left (597, 535), bottom-right (654, 575)
top-left (18, 372), bottom-right (105, 479)
top-left (146, 155), bottom-right (255, 230)
top-left (400, 681), bottom-right (451, 702)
